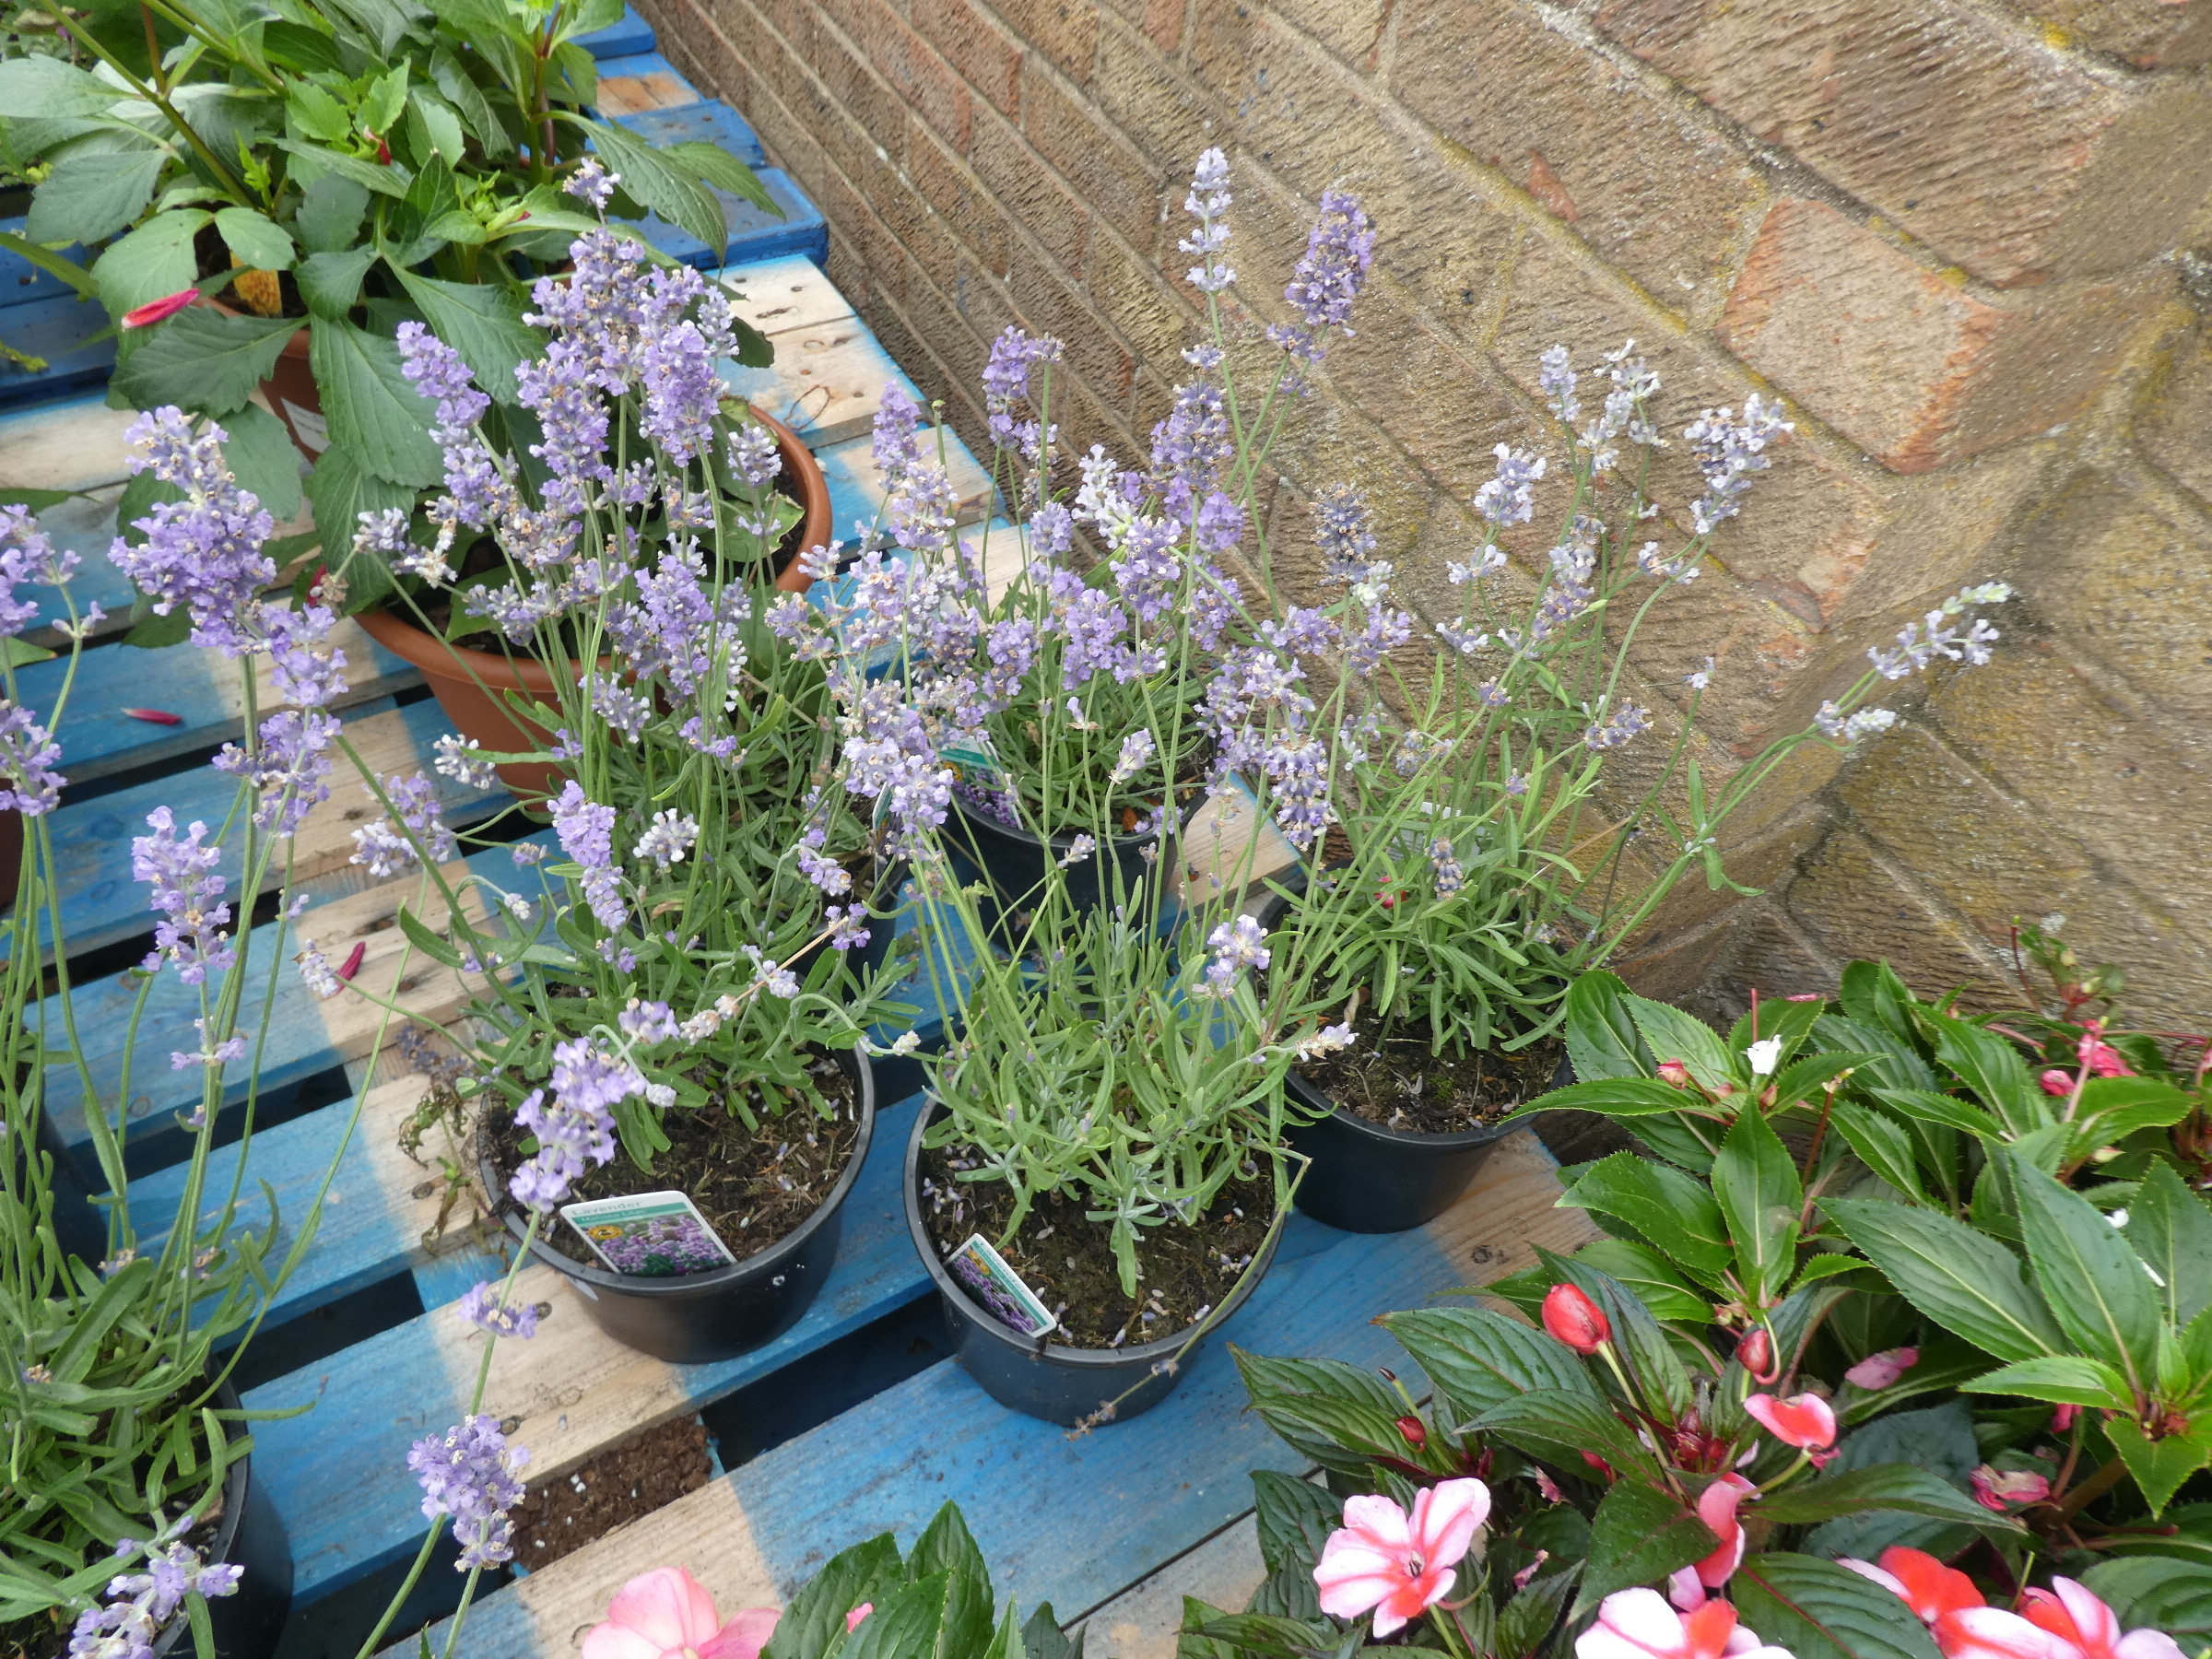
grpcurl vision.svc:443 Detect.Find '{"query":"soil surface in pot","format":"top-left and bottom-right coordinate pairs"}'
top-left (918, 1142), bottom-right (1275, 1347)
top-left (486, 1053), bottom-right (859, 1272)
top-left (511, 1416), bottom-right (712, 1571)
top-left (1299, 1008), bottom-right (1566, 1135)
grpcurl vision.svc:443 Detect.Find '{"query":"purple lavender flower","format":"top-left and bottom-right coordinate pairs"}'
top-left (1262, 736), bottom-right (1330, 853)
top-left (549, 781), bottom-right (627, 932)
top-left (631, 811), bottom-right (698, 869)
top-left (1179, 148), bottom-right (1235, 294)
top-left (350, 772), bottom-right (458, 877)
top-left (1269, 188), bottom-right (1372, 363)
top-left (1346, 605), bottom-right (1414, 677)
top-left (1866, 583), bottom-right (2013, 680)
top-left (1150, 380), bottom-right (1231, 523)
top-left (133, 807), bottom-right (232, 984)
top-left (1112, 728), bottom-right (1157, 785)
top-left (1200, 914), bottom-right (1269, 998)
top-left (826, 904), bottom-right (872, 951)
top-left (1537, 345), bottom-right (1579, 424)
top-left (797, 843), bottom-right (853, 895)
top-left (262, 603), bottom-right (347, 711)
top-left (1428, 836), bottom-right (1465, 898)
top-left (982, 327), bottom-right (1065, 461)
top-left (509, 1038), bottom-right (639, 1210)
top-left (1684, 394), bottom-right (1793, 535)
top-left (1311, 483), bottom-right (1377, 582)
top-left (211, 709), bottom-right (337, 836)
top-left (1473, 444), bottom-right (1547, 528)
top-left (457, 1280), bottom-right (540, 1338)
top-left (68, 1531), bottom-right (240, 1659)
top-left (564, 156), bottom-right (618, 210)
top-left (591, 679), bottom-right (651, 741)
top-left (0, 503), bottom-right (74, 637)
top-left (109, 408), bottom-right (276, 656)
top-left (1193, 491), bottom-right (1244, 557)
top-left (1583, 703), bottom-right (1651, 750)
top-left (395, 322), bottom-right (491, 439)
top-left (408, 1415), bottom-right (529, 1571)
top-left (0, 702), bottom-right (65, 816)
top-left (432, 734), bottom-right (500, 792)
top-left (872, 382), bottom-right (924, 494)
top-left (1815, 701), bottom-right (1898, 742)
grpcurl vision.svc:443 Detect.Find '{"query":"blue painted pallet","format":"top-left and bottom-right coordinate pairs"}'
top-left (593, 52), bottom-right (702, 114)
top-left (0, 293), bottom-right (118, 411)
top-left (641, 169), bottom-right (826, 270)
top-left (576, 4), bottom-right (656, 58)
top-left (617, 99), bottom-right (768, 170)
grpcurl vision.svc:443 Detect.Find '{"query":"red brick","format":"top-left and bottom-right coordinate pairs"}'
top-left (1098, 0), bottom-right (1183, 53)
top-left (968, 104), bottom-right (1091, 273)
top-left (994, 0), bottom-right (1100, 78)
top-left (1721, 200), bottom-right (2166, 473)
top-left (1789, 828), bottom-right (2011, 999)
top-left (1019, 71), bottom-right (1166, 252)
top-left (913, 0), bottom-right (1024, 115)
top-left (651, 0), bottom-right (754, 112)
top-left (1006, 241), bottom-right (1136, 406)
top-left (1594, 0), bottom-right (2212, 288)
top-left (908, 119), bottom-right (1018, 276)
top-left (1091, 14), bottom-right (1209, 177)
top-left (1083, 225), bottom-right (1194, 363)
top-left (865, 8), bottom-right (974, 149)
top-left (1389, 0), bottom-right (1768, 307)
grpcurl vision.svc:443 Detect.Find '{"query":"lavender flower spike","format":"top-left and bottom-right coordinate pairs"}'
top-left (109, 408), bottom-right (276, 656)
top-left (1269, 188), bottom-right (1373, 363)
top-left (457, 1280), bottom-right (541, 1338)
top-left (408, 1415), bottom-right (530, 1571)
top-left (1179, 148), bottom-right (1235, 294)
top-left (68, 1526), bottom-right (241, 1659)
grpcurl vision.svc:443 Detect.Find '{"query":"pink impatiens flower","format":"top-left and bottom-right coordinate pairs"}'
top-left (2077, 1022), bottom-right (2131, 1078)
top-left (1313, 1478), bottom-right (1490, 1637)
top-left (1970, 1465), bottom-right (2051, 1513)
top-left (580, 1567), bottom-right (779, 1659)
top-left (1844, 1347), bottom-right (1919, 1391)
top-left (2021, 1577), bottom-right (2186, 1659)
top-left (2039, 1068), bottom-right (2075, 1099)
top-left (1576, 1588), bottom-right (1794, 1659)
top-left (1667, 1474), bottom-right (1756, 1610)
top-left (1744, 1392), bottom-right (1837, 1452)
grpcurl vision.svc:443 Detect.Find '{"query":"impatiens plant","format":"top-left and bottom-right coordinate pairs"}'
top-left (574, 1505), bottom-right (1086, 1659)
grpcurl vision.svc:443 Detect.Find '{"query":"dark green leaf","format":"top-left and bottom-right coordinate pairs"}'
top-left (390, 270), bottom-right (538, 403)
top-left (1232, 1350), bottom-right (1414, 1476)
top-left (2003, 1147), bottom-right (2159, 1392)
top-left (306, 448), bottom-right (415, 587)
top-left (1518, 1077), bottom-right (1701, 1118)
top-left (1827, 1103), bottom-right (1929, 1205)
top-left (1815, 1011), bottom-right (1938, 1095)
top-left (1497, 1567), bottom-right (1577, 1659)
top-left (762, 1534), bottom-right (902, 1659)
top-left (1022, 1604), bottom-right (1085, 1659)
top-left (1559, 1151), bottom-right (1734, 1285)
top-left (1804, 1401), bottom-right (1979, 1561)
top-left (1572, 1481), bottom-right (1716, 1616)
top-left (1928, 1013), bottom-right (2043, 1138)
top-left (2105, 1418), bottom-right (2212, 1519)
top-left (1381, 1307), bottom-right (1595, 1425)
top-left (261, 20), bottom-right (346, 73)
top-left (1868, 1087), bottom-right (2000, 1139)
top-left (27, 147), bottom-right (164, 246)
top-left (309, 319), bottom-right (443, 486)
top-left (1625, 996), bottom-right (1736, 1092)
top-left (1757, 1464), bottom-right (2017, 1531)
top-left (573, 114), bottom-right (725, 256)
top-left (1837, 961), bottom-right (1924, 1051)
top-left (1559, 971), bottom-right (1646, 1083)
top-left (842, 1572), bottom-right (950, 1659)
top-left (1962, 1355), bottom-right (2134, 1407)
top-left (298, 248), bottom-right (379, 320)
top-left (215, 206), bottom-right (296, 273)
top-left (2079, 1558), bottom-right (2212, 1634)
top-left (276, 138), bottom-right (412, 199)
top-left (0, 230), bottom-right (96, 300)
top-left (218, 402), bottom-right (303, 522)
top-left (296, 175), bottom-right (372, 254)
top-left (2131, 1160), bottom-right (2212, 1326)
top-left (1734, 1554), bottom-right (1944, 1659)
top-left (429, 47), bottom-right (512, 158)
top-left (1569, 1239), bottom-right (1713, 1324)
top-left (108, 308), bottom-right (301, 418)
top-left (1827, 1198), bottom-right (2067, 1362)
top-left (1471, 1392), bottom-right (1660, 1483)
top-left (1711, 1110), bottom-right (1802, 1306)
top-left (1251, 1469), bottom-right (1339, 1577)
top-left (664, 137), bottom-right (778, 213)
top-left (397, 908), bottom-right (463, 968)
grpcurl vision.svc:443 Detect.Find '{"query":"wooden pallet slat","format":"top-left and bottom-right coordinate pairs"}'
top-left (397, 1135), bottom-right (1595, 1656)
top-left (617, 100), bottom-right (767, 169)
top-left (592, 53), bottom-right (704, 117)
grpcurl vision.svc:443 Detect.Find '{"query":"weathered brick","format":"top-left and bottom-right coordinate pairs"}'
top-left (1711, 904), bottom-right (1844, 1006)
top-left (1273, 0), bottom-right (1390, 65)
top-left (1006, 241), bottom-right (1136, 406)
top-left (1083, 225), bottom-right (1195, 363)
top-left (1020, 71), bottom-right (1167, 251)
top-left (2012, 473), bottom-right (2212, 718)
top-left (1594, 0), bottom-right (2212, 288)
top-left (1092, 14), bottom-right (1211, 174)
top-left (994, 0), bottom-right (1100, 77)
top-left (2136, 324), bottom-right (2212, 505)
top-left (1995, 0), bottom-right (2212, 68)
top-left (1719, 199), bottom-right (2164, 473)
top-left (913, 0), bottom-right (1025, 115)
top-left (969, 102), bottom-right (1092, 272)
top-left (1615, 913), bottom-right (1736, 1003)
top-left (1389, 0), bottom-right (1767, 306)
top-left (908, 119), bottom-right (1016, 276)
top-left (863, 7), bottom-right (974, 149)
top-left (1789, 828), bottom-right (2010, 999)
top-left (653, 0), bottom-right (753, 113)
top-left (1096, 0), bottom-right (1182, 53)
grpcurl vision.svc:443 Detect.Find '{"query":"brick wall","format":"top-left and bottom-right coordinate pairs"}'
top-left (640, 0), bottom-right (2212, 1026)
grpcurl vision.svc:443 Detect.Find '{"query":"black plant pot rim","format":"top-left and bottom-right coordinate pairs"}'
top-left (950, 785), bottom-right (1205, 857)
top-left (147, 1375), bottom-right (255, 1657)
top-left (901, 1097), bottom-right (1282, 1368)
top-left (479, 1043), bottom-right (877, 1298)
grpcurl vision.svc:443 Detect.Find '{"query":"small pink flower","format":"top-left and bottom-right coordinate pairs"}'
top-left (1735, 1327), bottom-right (1778, 1383)
top-left (1969, 1465), bottom-right (2050, 1513)
top-left (1844, 1347), bottom-right (1919, 1391)
top-left (845, 1604), bottom-right (872, 1634)
top-left (1744, 1392), bottom-right (1836, 1451)
top-left (2077, 1023), bottom-right (2131, 1078)
top-left (1513, 1551), bottom-right (1550, 1592)
top-left (2020, 1576), bottom-right (2186, 1659)
top-left (121, 287), bottom-right (200, 329)
top-left (1840, 1547), bottom-right (1983, 1630)
top-left (1575, 1588), bottom-right (1794, 1659)
top-left (1785, 993), bottom-right (1823, 1002)
top-left (1313, 1478), bottom-right (1490, 1637)
top-left (336, 941), bottom-right (366, 982)
top-left (2051, 1404), bottom-right (2080, 1432)
top-left (1534, 1467), bottom-right (1566, 1504)
top-left (581, 1567), bottom-right (779, 1659)
top-left (1667, 1474), bottom-right (1756, 1610)
top-left (2039, 1068), bottom-right (2075, 1098)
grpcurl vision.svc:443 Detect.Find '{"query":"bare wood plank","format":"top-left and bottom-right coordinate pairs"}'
top-left (593, 55), bottom-right (701, 115)
top-left (716, 255), bottom-right (856, 337)
top-left (1076, 1516), bottom-right (1265, 1659)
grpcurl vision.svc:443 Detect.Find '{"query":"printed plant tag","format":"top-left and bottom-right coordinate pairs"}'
top-left (559, 1190), bottom-right (737, 1278)
top-left (947, 1232), bottom-right (1055, 1337)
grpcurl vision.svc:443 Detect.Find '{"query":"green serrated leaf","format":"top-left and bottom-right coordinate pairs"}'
top-left (308, 318), bottom-right (443, 486)
top-left (218, 402), bottom-right (304, 521)
top-left (215, 206), bottom-right (297, 274)
top-left (1827, 1198), bottom-right (2068, 1363)
top-left (1756, 1463), bottom-right (2018, 1531)
top-left (1734, 1554), bottom-right (1944, 1659)
top-left (2105, 1417), bottom-right (2212, 1519)
top-left (1625, 996), bottom-right (1737, 1092)
top-left (390, 270), bottom-right (538, 403)
top-left (572, 114), bottom-right (726, 256)
top-left (1712, 1109), bottom-right (1802, 1307)
top-left (27, 147), bottom-right (165, 246)
top-left (107, 307), bottom-right (301, 418)
top-left (1572, 1481), bottom-right (1716, 1616)
top-left (2003, 1147), bottom-right (2160, 1394)
top-left (92, 209), bottom-right (211, 316)
top-left (1559, 1151), bottom-right (1734, 1286)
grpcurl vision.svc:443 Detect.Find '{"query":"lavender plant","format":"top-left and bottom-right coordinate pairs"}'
top-left (0, 421), bottom-right (421, 1654)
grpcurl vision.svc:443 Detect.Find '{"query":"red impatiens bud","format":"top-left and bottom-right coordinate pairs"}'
top-left (123, 707), bottom-right (183, 725)
top-left (336, 941), bottom-right (367, 982)
top-left (1656, 1058), bottom-right (1692, 1087)
top-left (1735, 1326), bottom-right (1779, 1383)
top-left (120, 287), bottom-right (200, 329)
top-left (1395, 1414), bottom-right (1427, 1449)
top-left (1541, 1283), bottom-right (1609, 1354)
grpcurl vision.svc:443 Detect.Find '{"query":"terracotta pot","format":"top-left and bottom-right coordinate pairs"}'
top-left (356, 404), bottom-right (831, 801)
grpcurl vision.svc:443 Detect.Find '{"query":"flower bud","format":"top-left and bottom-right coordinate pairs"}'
top-left (1735, 1326), bottom-right (1778, 1382)
top-left (1541, 1283), bottom-right (1609, 1354)
top-left (1656, 1058), bottom-right (1692, 1087)
top-left (1395, 1414), bottom-right (1427, 1449)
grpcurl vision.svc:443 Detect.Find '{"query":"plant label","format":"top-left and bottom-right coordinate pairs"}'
top-left (559, 1190), bottom-right (737, 1278)
top-left (947, 1232), bottom-right (1056, 1337)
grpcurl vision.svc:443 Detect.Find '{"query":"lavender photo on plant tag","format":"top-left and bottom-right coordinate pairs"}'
top-left (559, 1191), bottom-right (738, 1278)
top-left (947, 1233), bottom-right (1055, 1336)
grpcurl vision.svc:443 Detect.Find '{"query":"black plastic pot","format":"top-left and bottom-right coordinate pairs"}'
top-left (482, 1046), bottom-right (876, 1364)
top-left (789, 858), bottom-right (907, 988)
top-left (901, 1102), bottom-right (1282, 1426)
top-left (1284, 1048), bottom-right (1576, 1234)
top-left (154, 1379), bottom-right (294, 1658)
top-left (945, 794), bottom-right (1187, 918)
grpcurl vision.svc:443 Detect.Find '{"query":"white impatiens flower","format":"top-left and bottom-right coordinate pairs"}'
top-left (1745, 1037), bottom-right (1783, 1077)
